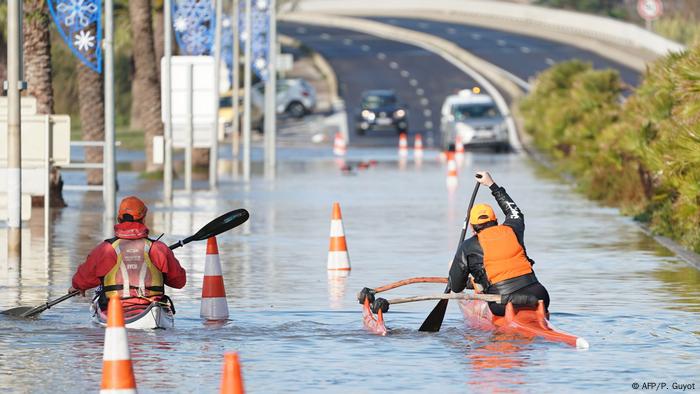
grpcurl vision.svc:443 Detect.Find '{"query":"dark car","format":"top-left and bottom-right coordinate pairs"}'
top-left (356, 90), bottom-right (408, 135)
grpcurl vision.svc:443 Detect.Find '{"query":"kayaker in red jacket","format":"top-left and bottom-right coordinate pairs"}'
top-left (68, 196), bottom-right (187, 310)
top-left (448, 171), bottom-right (549, 316)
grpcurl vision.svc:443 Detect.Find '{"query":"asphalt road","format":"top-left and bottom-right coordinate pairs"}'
top-left (279, 23), bottom-right (477, 148)
top-left (373, 17), bottom-right (641, 87)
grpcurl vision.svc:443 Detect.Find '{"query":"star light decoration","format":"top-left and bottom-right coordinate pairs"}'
top-left (48, 0), bottom-right (103, 72)
top-left (172, 0), bottom-right (216, 56)
top-left (238, 0), bottom-right (270, 81)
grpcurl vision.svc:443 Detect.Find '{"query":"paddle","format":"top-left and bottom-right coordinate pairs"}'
top-left (1, 208), bottom-right (250, 318)
top-left (418, 174), bottom-right (481, 332)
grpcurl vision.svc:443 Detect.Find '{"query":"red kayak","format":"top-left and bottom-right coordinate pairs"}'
top-left (458, 299), bottom-right (589, 349)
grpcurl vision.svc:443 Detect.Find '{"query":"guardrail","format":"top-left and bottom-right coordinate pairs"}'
top-left (286, 0), bottom-right (685, 57)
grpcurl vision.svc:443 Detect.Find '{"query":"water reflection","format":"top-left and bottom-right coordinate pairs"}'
top-left (327, 270), bottom-right (349, 309)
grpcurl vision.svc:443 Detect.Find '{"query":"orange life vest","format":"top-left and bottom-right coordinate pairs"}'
top-left (102, 238), bottom-right (164, 299)
top-left (478, 225), bottom-right (533, 285)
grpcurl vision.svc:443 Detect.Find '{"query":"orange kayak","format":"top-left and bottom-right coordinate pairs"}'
top-left (362, 298), bottom-right (387, 336)
top-left (458, 299), bottom-right (589, 349)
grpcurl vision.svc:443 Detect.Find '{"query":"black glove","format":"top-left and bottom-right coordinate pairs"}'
top-left (357, 287), bottom-right (376, 305)
top-left (371, 297), bottom-right (389, 314)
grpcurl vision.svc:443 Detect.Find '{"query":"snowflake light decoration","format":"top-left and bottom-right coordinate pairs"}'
top-left (238, 0), bottom-right (270, 81)
top-left (172, 0), bottom-right (215, 56)
top-left (48, 0), bottom-right (103, 72)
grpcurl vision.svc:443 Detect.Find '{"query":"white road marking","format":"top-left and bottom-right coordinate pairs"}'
top-left (545, 57), bottom-right (556, 65)
top-left (416, 88), bottom-right (424, 96)
top-left (296, 27), bottom-right (307, 34)
top-left (377, 52), bottom-right (387, 60)
top-left (400, 70), bottom-right (410, 77)
top-left (321, 33), bottom-right (331, 40)
top-left (497, 39), bottom-right (507, 46)
top-left (424, 121), bottom-right (433, 129)
top-left (389, 61), bottom-right (399, 69)
top-left (447, 27), bottom-right (457, 35)
top-left (361, 44), bottom-right (371, 52)
top-left (343, 38), bottom-right (353, 45)
top-left (423, 109), bottom-right (432, 117)
top-left (520, 46), bottom-right (531, 53)
top-left (471, 33), bottom-right (481, 40)
top-left (409, 79), bottom-right (418, 87)
top-left (420, 98), bottom-right (429, 106)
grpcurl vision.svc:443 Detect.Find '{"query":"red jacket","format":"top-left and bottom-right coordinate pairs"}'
top-left (72, 222), bottom-right (187, 291)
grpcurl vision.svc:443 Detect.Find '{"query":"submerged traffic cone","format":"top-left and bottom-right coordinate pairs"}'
top-left (327, 202), bottom-right (351, 271)
top-left (220, 352), bottom-right (245, 394)
top-left (455, 135), bottom-right (465, 164)
top-left (333, 132), bottom-right (346, 156)
top-left (398, 133), bottom-right (408, 157)
top-left (413, 134), bottom-right (424, 158)
top-left (201, 237), bottom-right (229, 320)
top-left (101, 295), bottom-right (137, 394)
top-left (446, 158), bottom-right (458, 189)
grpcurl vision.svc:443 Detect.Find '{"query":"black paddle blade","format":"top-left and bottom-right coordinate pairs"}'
top-left (418, 299), bottom-right (449, 332)
top-left (1, 306), bottom-right (34, 317)
top-left (192, 209), bottom-right (250, 242)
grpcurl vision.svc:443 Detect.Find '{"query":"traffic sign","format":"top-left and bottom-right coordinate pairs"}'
top-left (638, 0), bottom-right (663, 21)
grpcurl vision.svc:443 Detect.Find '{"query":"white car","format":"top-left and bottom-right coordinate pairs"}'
top-left (440, 89), bottom-right (509, 152)
top-left (252, 78), bottom-right (316, 118)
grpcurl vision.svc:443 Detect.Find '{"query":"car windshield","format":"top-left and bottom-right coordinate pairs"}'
top-left (363, 94), bottom-right (396, 109)
top-left (453, 104), bottom-right (499, 120)
top-left (219, 96), bottom-right (233, 107)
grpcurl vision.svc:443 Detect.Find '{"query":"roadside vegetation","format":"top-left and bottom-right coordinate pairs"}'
top-left (520, 53), bottom-right (700, 254)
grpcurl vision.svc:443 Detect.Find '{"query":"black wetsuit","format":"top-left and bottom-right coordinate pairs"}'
top-left (448, 183), bottom-right (550, 316)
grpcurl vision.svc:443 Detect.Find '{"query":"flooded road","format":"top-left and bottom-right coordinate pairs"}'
top-left (1, 148), bottom-right (699, 393)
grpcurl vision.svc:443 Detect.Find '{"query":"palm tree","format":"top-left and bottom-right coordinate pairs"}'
top-left (24, 0), bottom-right (66, 206)
top-left (129, 0), bottom-right (163, 172)
top-left (153, 0), bottom-right (165, 78)
top-left (76, 59), bottom-right (105, 185)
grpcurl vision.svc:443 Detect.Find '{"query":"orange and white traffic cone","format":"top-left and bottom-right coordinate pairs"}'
top-left (398, 133), bottom-right (408, 157)
top-left (333, 132), bottom-right (346, 156)
top-left (413, 134), bottom-right (424, 158)
top-left (201, 237), bottom-right (229, 320)
top-left (455, 135), bottom-right (465, 164)
top-left (101, 295), bottom-right (137, 394)
top-left (327, 202), bottom-right (351, 271)
top-left (220, 352), bottom-right (245, 394)
top-left (446, 158), bottom-right (458, 189)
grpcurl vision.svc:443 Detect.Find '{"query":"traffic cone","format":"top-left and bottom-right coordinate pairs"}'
top-left (455, 135), bottom-right (465, 164)
top-left (101, 295), bottom-right (137, 394)
top-left (327, 202), bottom-right (351, 271)
top-left (446, 158), bottom-right (458, 189)
top-left (201, 237), bottom-right (229, 320)
top-left (333, 132), bottom-right (346, 156)
top-left (413, 134), bottom-right (424, 158)
top-left (398, 133), bottom-right (408, 157)
top-left (220, 352), bottom-right (245, 394)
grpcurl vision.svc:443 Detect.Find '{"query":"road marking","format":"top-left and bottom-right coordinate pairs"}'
top-left (497, 39), bottom-right (507, 46)
top-left (545, 57), bottom-right (556, 65)
top-left (447, 27), bottom-right (457, 35)
top-left (520, 46), bottom-right (531, 53)
top-left (416, 88), bottom-right (424, 96)
top-left (361, 44), bottom-right (371, 52)
top-left (296, 27), bottom-right (307, 34)
top-left (377, 52), bottom-right (387, 60)
top-left (400, 70), bottom-right (410, 77)
top-left (409, 79), bottom-right (418, 87)
top-left (389, 61), bottom-right (399, 69)
top-left (420, 98), bottom-right (429, 106)
top-left (471, 33), bottom-right (481, 40)
top-left (321, 33), bottom-right (331, 40)
top-left (418, 22), bottom-right (429, 29)
top-left (423, 109), bottom-right (432, 117)
top-left (343, 38), bottom-right (353, 45)
top-left (424, 121), bottom-right (433, 129)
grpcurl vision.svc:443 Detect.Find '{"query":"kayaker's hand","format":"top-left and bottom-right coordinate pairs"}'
top-left (358, 287), bottom-right (376, 305)
top-left (371, 298), bottom-right (389, 314)
top-left (68, 287), bottom-right (86, 297)
top-left (475, 171), bottom-right (494, 187)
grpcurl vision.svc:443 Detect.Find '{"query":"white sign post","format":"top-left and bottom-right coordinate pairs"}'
top-left (637, 0), bottom-right (663, 30)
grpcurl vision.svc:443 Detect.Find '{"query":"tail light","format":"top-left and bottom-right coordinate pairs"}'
top-left (302, 91), bottom-right (310, 97)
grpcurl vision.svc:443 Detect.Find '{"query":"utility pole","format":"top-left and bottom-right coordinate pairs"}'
top-left (242, 0), bottom-right (252, 182)
top-left (264, 0), bottom-right (277, 179)
top-left (211, 0), bottom-right (222, 189)
top-left (163, 0), bottom-right (173, 203)
top-left (104, 0), bottom-right (116, 221)
top-left (231, 0), bottom-right (241, 179)
top-left (7, 0), bottom-right (22, 261)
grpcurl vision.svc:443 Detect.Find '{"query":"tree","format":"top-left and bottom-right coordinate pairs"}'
top-left (129, 0), bottom-right (163, 172)
top-left (76, 59), bottom-right (105, 185)
top-left (24, 0), bottom-right (66, 206)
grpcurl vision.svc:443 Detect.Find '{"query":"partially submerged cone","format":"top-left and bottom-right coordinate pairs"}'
top-left (201, 237), bottom-right (229, 320)
top-left (413, 134), bottom-right (424, 158)
top-left (101, 295), bottom-right (137, 394)
top-left (327, 202), bottom-right (351, 271)
top-left (446, 158), bottom-right (458, 189)
top-left (220, 352), bottom-right (245, 394)
top-left (333, 132), bottom-right (347, 156)
top-left (398, 133), bottom-right (408, 157)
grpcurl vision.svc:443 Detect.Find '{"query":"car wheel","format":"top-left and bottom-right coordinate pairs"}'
top-left (286, 101), bottom-right (306, 118)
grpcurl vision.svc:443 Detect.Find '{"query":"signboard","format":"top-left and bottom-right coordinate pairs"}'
top-left (638, 0), bottom-right (663, 21)
top-left (161, 56), bottom-right (217, 148)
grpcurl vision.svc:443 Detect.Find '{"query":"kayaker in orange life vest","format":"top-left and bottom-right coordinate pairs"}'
top-left (68, 196), bottom-right (187, 311)
top-left (448, 171), bottom-right (549, 316)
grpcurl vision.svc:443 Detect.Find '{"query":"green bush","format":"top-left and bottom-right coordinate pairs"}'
top-left (520, 54), bottom-right (700, 253)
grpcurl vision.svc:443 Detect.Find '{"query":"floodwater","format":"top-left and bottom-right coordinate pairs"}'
top-left (1, 147), bottom-right (699, 393)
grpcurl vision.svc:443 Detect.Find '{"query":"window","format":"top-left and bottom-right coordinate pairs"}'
top-left (362, 94), bottom-right (397, 109)
top-left (452, 104), bottom-right (498, 120)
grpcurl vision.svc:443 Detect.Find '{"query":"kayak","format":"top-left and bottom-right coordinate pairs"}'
top-left (458, 299), bottom-right (589, 349)
top-left (90, 298), bottom-right (174, 329)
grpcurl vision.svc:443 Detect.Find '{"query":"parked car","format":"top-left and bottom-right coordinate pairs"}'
top-left (218, 90), bottom-right (263, 139)
top-left (355, 90), bottom-right (408, 135)
top-left (252, 78), bottom-right (316, 118)
top-left (440, 88), bottom-right (509, 152)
